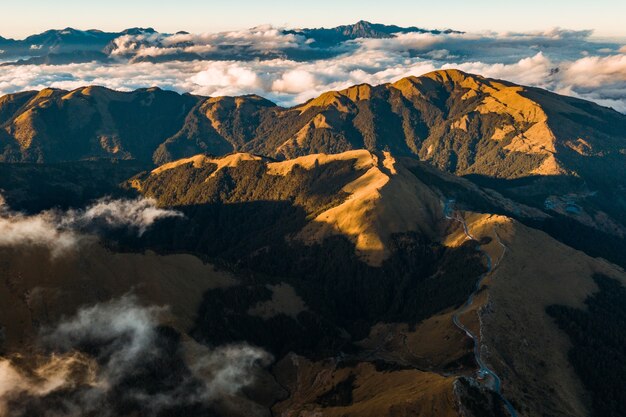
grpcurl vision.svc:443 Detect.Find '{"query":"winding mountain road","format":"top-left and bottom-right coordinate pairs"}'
top-left (444, 199), bottom-right (519, 417)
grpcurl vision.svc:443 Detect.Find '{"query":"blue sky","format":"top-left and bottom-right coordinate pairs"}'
top-left (1, 0), bottom-right (625, 38)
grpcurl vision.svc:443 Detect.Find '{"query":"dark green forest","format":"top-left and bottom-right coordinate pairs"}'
top-left (547, 274), bottom-right (626, 417)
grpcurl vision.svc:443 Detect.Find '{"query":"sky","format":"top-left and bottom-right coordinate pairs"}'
top-left (1, 0), bottom-right (626, 39)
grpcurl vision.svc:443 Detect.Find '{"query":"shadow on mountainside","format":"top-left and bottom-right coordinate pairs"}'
top-left (463, 173), bottom-right (626, 268)
top-left (112, 199), bottom-right (486, 358)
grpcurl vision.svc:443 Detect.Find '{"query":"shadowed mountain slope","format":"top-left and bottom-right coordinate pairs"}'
top-left (131, 150), bottom-right (626, 417)
top-left (0, 148), bottom-right (625, 417)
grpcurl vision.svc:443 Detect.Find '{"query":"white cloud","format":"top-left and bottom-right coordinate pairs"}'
top-left (183, 44), bottom-right (214, 54)
top-left (64, 197), bottom-right (183, 235)
top-left (357, 32), bottom-right (445, 51)
top-left (502, 28), bottom-right (594, 40)
top-left (0, 195), bottom-right (80, 256)
top-left (272, 69), bottom-right (317, 94)
top-left (109, 32), bottom-right (163, 57)
top-left (0, 195), bottom-right (181, 256)
top-left (135, 46), bottom-right (182, 58)
top-left (424, 49), bottom-right (455, 60)
top-left (191, 64), bottom-right (263, 96)
top-left (560, 54), bottom-right (626, 87)
top-left (0, 296), bottom-right (272, 417)
top-left (216, 25), bottom-right (306, 51)
top-left (446, 52), bottom-right (554, 86)
top-left (110, 25), bottom-right (308, 59)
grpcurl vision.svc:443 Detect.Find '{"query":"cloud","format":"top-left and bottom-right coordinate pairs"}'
top-left (0, 195), bottom-right (79, 255)
top-left (0, 195), bottom-right (181, 256)
top-left (135, 46), bottom-right (183, 58)
top-left (191, 64), bottom-right (263, 95)
top-left (445, 52), bottom-right (554, 87)
top-left (444, 52), bottom-right (626, 112)
top-left (0, 352), bottom-right (98, 413)
top-left (559, 54), bottom-right (626, 88)
top-left (0, 296), bottom-right (272, 417)
top-left (272, 69), bottom-right (318, 94)
top-left (108, 25), bottom-right (309, 60)
top-left (109, 32), bottom-right (164, 57)
top-left (357, 32), bottom-right (446, 51)
top-left (502, 28), bottom-right (594, 40)
top-left (63, 197), bottom-right (183, 235)
top-left (0, 26), bottom-right (625, 111)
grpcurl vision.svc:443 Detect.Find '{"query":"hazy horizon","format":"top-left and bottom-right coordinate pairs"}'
top-left (1, 0), bottom-right (626, 39)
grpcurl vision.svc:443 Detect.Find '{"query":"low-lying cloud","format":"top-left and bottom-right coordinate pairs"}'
top-left (0, 25), bottom-right (625, 111)
top-left (0, 195), bottom-right (80, 255)
top-left (0, 195), bottom-right (181, 256)
top-left (0, 295), bottom-right (272, 417)
top-left (63, 197), bottom-right (183, 235)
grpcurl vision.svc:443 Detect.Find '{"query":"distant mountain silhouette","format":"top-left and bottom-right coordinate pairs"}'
top-left (0, 22), bottom-right (460, 64)
top-left (285, 19), bottom-right (462, 46)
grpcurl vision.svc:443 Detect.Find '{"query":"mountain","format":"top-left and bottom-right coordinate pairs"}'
top-left (109, 150), bottom-right (626, 417)
top-left (3, 70), bottom-right (625, 183)
top-left (0, 27), bottom-right (157, 59)
top-left (0, 148), bottom-right (624, 417)
top-left (0, 50), bottom-right (110, 66)
top-left (285, 20), bottom-right (462, 46)
top-left (0, 22), bottom-right (459, 65)
top-left (1, 70), bottom-right (626, 417)
top-left (0, 86), bottom-right (199, 163)
top-left (2, 70), bottom-right (626, 263)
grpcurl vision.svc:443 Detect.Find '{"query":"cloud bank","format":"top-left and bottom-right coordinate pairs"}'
top-left (0, 295), bottom-right (272, 417)
top-left (0, 195), bottom-right (181, 256)
top-left (0, 26), bottom-right (625, 112)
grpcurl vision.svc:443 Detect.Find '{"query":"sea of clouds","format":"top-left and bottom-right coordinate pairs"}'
top-left (1, 25), bottom-right (625, 111)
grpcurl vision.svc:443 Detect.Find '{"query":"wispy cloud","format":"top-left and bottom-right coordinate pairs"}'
top-left (63, 197), bottom-right (183, 235)
top-left (0, 195), bottom-right (181, 256)
top-left (0, 295), bottom-right (272, 417)
top-left (0, 195), bottom-right (80, 255)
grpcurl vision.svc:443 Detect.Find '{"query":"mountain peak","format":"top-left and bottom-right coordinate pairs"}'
top-left (353, 20), bottom-right (373, 27)
top-left (2, 72), bottom-right (625, 186)
top-left (287, 21), bottom-right (462, 45)
top-left (423, 68), bottom-right (473, 80)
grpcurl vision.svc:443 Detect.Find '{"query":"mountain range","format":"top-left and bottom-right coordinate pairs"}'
top-left (3, 70), bottom-right (625, 179)
top-left (0, 21), bottom-right (460, 65)
top-left (285, 20), bottom-right (462, 46)
top-left (2, 70), bottom-right (625, 262)
top-left (0, 69), bottom-right (625, 417)
top-left (0, 27), bottom-right (156, 59)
